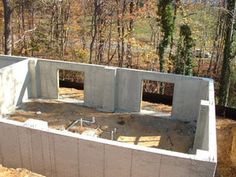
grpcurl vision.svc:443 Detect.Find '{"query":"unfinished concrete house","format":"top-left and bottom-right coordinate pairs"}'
top-left (0, 55), bottom-right (217, 177)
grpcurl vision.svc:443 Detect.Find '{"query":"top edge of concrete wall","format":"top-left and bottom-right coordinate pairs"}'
top-left (0, 55), bottom-right (214, 83)
top-left (0, 55), bottom-right (28, 70)
top-left (0, 55), bottom-right (28, 60)
top-left (36, 57), bottom-right (213, 82)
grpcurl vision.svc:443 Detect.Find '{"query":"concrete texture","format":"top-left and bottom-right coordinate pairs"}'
top-left (0, 55), bottom-right (26, 69)
top-left (0, 55), bottom-right (217, 177)
top-left (0, 59), bottom-right (30, 114)
top-left (0, 119), bottom-right (216, 177)
top-left (26, 58), bottom-right (211, 121)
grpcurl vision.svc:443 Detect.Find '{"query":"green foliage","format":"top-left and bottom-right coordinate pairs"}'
top-left (219, 0), bottom-right (236, 106)
top-left (174, 24), bottom-right (194, 75)
top-left (157, 0), bottom-right (174, 72)
top-left (228, 67), bottom-right (236, 107)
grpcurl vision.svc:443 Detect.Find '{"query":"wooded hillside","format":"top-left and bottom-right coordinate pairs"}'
top-left (1, 0), bottom-right (236, 108)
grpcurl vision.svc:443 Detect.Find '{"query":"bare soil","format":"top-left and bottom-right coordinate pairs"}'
top-left (9, 88), bottom-right (195, 153)
top-left (0, 165), bottom-right (44, 177)
top-left (215, 117), bottom-right (236, 177)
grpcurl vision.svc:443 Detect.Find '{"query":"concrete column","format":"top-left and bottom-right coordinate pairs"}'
top-left (116, 69), bottom-right (142, 112)
top-left (172, 79), bottom-right (202, 121)
top-left (102, 67), bottom-right (117, 112)
top-left (38, 61), bottom-right (58, 99)
top-left (28, 59), bottom-right (38, 98)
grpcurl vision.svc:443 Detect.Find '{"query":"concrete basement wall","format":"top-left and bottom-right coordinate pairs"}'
top-left (193, 81), bottom-right (217, 161)
top-left (32, 58), bottom-right (211, 121)
top-left (0, 119), bottom-right (216, 177)
top-left (32, 59), bottom-right (116, 112)
top-left (115, 68), bottom-right (210, 121)
top-left (0, 55), bottom-right (27, 69)
top-left (0, 60), bottom-right (30, 114)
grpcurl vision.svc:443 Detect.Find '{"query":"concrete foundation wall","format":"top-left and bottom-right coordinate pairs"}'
top-left (0, 119), bottom-right (216, 177)
top-left (0, 56), bottom-right (217, 177)
top-left (0, 56), bottom-right (26, 69)
top-left (193, 81), bottom-right (217, 161)
top-left (0, 60), bottom-right (30, 114)
top-left (116, 68), bottom-right (210, 121)
top-left (31, 58), bottom-right (211, 121)
top-left (33, 59), bottom-right (116, 112)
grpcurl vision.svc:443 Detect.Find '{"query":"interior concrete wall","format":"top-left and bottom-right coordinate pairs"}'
top-left (0, 119), bottom-right (216, 177)
top-left (0, 60), bottom-right (30, 114)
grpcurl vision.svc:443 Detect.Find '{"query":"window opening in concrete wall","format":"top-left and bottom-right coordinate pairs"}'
top-left (141, 80), bottom-right (174, 116)
top-left (58, 70), bottom-right (85, 103)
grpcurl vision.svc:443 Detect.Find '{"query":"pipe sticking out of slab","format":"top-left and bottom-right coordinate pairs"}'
top-left (66, 117), bottom-right (96, 130)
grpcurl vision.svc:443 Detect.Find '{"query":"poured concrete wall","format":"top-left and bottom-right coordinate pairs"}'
top-left (32, 59), bottom-right (116, 112)
top-left (116, 68), bottom-right (210, 121)
top-left (0, 119), bottom-right (216, 177)
top-left (0, 60), bottom-right (30, 114)
top-left (0, 56), bottom-right (26, 69)
top-left (32, 59), bottom-right (211, 121)
top-left (193, 81), bottom-right (217, 160)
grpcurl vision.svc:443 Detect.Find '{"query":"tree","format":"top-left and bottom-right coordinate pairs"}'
top-left (174, 24), bottom-right (194, 75)
top-left (157, 0), bottom-right (174, 73)
top-left (219, 0), bottom-right (236, 107)
top-left (126, 0), bottom-right (134, 68)
top-left (2, 0), bottom-right (12, 55)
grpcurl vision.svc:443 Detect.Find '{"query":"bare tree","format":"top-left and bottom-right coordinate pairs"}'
top-left (2, 0), bottom-right (12, 55)
top-left (126, 0), bottom-right (134, 68)
top-left (89, 0), bottom-right (99, 64)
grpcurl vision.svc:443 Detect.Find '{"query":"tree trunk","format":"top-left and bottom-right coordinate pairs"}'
top-left (107, 18), bottom-right (112, 62)
top-left (126, 0), bottom-right (134, 68)
top-left (2, 0), bottom-right (12, 55)
top-left (219, 0), bottom-right (236, 107)
top-left (89, 0), bottom-right (98, 64)
top-left (116, 0), bottom-right (122, 67)
top-left (121, 0), bottom-right (126, 67)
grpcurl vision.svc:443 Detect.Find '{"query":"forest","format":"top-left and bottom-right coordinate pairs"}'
top-left (0, 0), bottom-right (236, 109)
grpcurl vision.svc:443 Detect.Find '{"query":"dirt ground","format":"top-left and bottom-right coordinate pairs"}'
top-left (58, 88), bottom-right (173, 113)
top-left (215, 117), bottom-right (236, 177)
top-left (0, 165), bottom-right (44, 177)
top-left (10, 98), bottom-right (194, 153)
